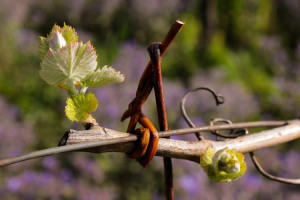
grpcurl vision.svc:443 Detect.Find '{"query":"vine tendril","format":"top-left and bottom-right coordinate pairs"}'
top-left (180, 87), bottom-right (225, 140)
top-left (180, 86), bottom-right (300, 184)
top-left (250, 152), bottom-right (300, 184)
top-left (210, 118), bottom-right (248, 140)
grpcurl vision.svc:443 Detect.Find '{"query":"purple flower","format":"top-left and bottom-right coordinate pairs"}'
top-left (42, 156), bottom-right (58, 170)
top-left (60, 169), bottom-right (73, 182)
top-left (243, 173), bottom-right (263, 188)
top-left (180, 174), bottom-right (201, 195)
top-left (7, 177), bottom-right (21, 192)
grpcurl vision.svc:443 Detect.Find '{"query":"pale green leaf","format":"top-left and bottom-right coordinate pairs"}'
top-left (65, 97), bottom-right (77, 121)
top-left (60, 23), bottom-right (78, 44)
top-left (39, 24), bottom-right (78, 59)
top-left (39, 42), bottom-right (97, 86)
top-left (48, 31), bottom-right (67, 51)
top-left (39, 36), bottom-right (49, 59)
top-left (65, 93), bottom-right (98, 122)
top-left (48, 24), bottom-right (78, 45)
top-left (83, 65), bottom-right (125, 88)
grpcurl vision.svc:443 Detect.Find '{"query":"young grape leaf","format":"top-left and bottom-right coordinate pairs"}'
top-left (39, 24), bottom-right (78, 58)
top-left (65, 93), bottom-right (98, 122)
top-left (39, 36), bottom-right (50, 59)
top-left (39, 42), bottom-right (97, 87)
top-left (83, 65), bottom-right (125, 88)
top-left (48, 31), bottom-right (67, 51)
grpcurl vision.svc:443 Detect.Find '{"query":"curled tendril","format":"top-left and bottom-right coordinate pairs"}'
top-left (180, 87), bottom-right (300, 184)
top-left (250, 152), bottom-right (300, 184)
top-left (210, 118), bottom-right (248, 140)
top-left (180, 87), bottom-right (225, 140)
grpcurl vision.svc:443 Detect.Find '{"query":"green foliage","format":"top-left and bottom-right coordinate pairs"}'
top-left (40, 42), bottom-right (98, 89)
top-left (206, 33), bottom-right (277, 101)
top-left (65, 93), bottom-right (98, 122)
top-left (200, 147), bottom-right (247, 182)
top-left (39, 24), bottom-right (125, 123)
top-left (39, 24), bottom-right (78, 59)
top-left (82, 65), bottom-right (125, 88)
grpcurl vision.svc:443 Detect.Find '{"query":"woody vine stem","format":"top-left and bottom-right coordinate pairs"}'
top-left (0, 119), bottom-right (296, 166)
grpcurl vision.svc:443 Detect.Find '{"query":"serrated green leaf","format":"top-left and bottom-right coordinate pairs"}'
top-left (39, 36), bottom-right (49, 59)
top-left (83, 65), bottom-right (125, 88)
top-left (65, 97), bottom-right (77, 121)
top-left (39, 42), bottom-right (97, 86)
top-left (49, 31), bottom-right (67, 51)
top-left (48, 24), bottom-right (78, 45)
top-left (60, 23), bottom-right (78, 44)
top-left (39, 24), bottom-right (78, 59)
top-left (65, 93), bottom-right (98, 122)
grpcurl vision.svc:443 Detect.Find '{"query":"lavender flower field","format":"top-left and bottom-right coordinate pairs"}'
top-left (1, 0), bottom-right (300, 199)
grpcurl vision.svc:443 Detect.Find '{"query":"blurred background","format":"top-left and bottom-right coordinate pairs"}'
top-left (0, 0), bottom-right (300, 199)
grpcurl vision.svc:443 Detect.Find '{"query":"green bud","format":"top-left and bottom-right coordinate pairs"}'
top-left (200, 147), bottom-right (247, 182)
